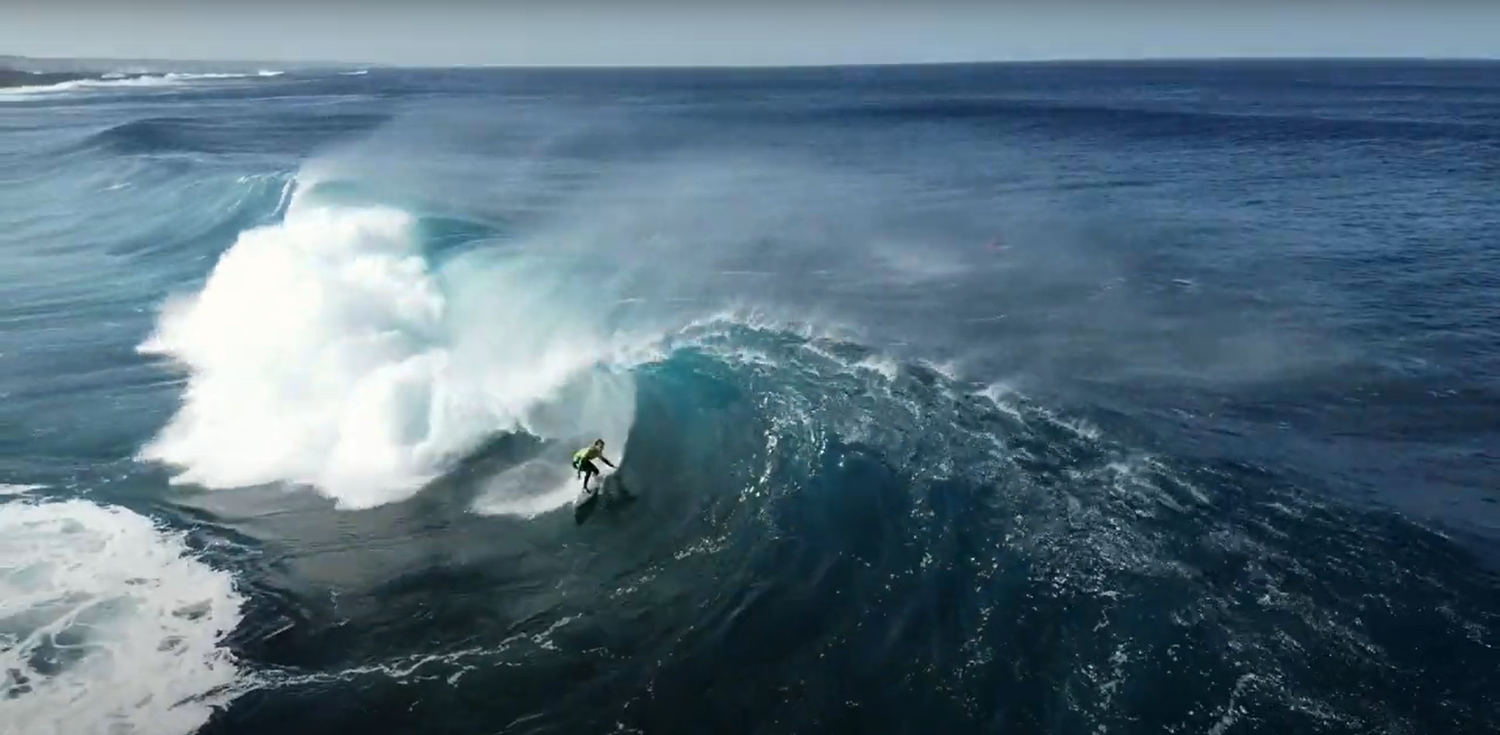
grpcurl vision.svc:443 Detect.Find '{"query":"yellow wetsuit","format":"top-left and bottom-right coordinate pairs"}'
top-left (572, 446), bottom-right (602, 469)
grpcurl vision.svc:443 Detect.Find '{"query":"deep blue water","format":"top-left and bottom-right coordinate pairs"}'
top-left (1, 60), bottom-right (1497, 735)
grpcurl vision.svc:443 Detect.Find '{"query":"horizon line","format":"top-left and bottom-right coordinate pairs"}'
top-left (6, 52), bottom-right (1500, 71)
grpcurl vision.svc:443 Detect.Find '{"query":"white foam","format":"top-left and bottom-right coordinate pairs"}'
top-left (140, 176), bottom-right (637, 511)
top-left (160, 72), bottom-right (256, 81)
top-left (0, 499), bottom-right (245, 735)
top-left (854, 355), bottom-right (899, 382)
top-left (470, 458), bottom-right (585, 518)
top-left (976, 382), bottom-right (1027, 422)
top-left (1, 77), bottom-right (166, 96)
top-left (977, 381), bottom-right (1017, 402)
top-left (919, 358), bottom-right (962, 382)
top-left (0, 484), bottom-right (41, 496)
top-left (0, 72), bottom-right (267, 97)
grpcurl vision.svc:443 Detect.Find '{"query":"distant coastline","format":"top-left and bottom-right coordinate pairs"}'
top-left (2, 53), bottom-right (1496, 89)
top-left (0, 67), bottom-right (91, 90)
top-left (1, 53), bottom-right (360, 80)
top-left (0, 53), bottom-right (305, 91)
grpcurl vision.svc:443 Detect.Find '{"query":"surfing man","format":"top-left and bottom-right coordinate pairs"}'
top-left (572, 439), bottom-right (615, 493)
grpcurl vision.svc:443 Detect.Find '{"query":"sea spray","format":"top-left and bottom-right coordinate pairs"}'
top-left (139, 176), bottom-right (636, 510)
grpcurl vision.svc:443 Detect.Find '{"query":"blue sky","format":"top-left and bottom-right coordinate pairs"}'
top-left (2, 5), bottom-right (1497, 66)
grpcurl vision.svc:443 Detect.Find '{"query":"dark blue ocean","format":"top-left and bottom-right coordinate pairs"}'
top-left (1, 60), bottom-right (1497, 735)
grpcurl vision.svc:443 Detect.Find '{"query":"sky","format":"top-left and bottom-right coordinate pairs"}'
top-left (0, 4), bottom-right (1497, 67)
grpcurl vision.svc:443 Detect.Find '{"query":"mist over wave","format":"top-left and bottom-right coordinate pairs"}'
top-left (129, 111), bottom-right (995, 513)
top-left (138, 171), bottom-right (637, 511)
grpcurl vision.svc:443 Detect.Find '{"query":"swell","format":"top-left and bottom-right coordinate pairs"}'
top-left (744, 97), bottom-right (1500, 145)
top-left (77, 113), bottom-right (391, 157)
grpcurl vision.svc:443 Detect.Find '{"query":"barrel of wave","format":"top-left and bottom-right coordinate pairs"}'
top-left (469, 367), bottom-right (636, 519)
top-left (0, 498), bottom-right (245, 735)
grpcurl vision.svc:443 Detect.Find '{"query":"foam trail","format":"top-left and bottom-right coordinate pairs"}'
top-left (470, 459), bottom-right (591, 519)
top-left (139, 173), bottom-right (638, 511)
top-left (0, 499), bottom-right (245, 735)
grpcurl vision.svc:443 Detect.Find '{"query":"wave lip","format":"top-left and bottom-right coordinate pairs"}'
top-left (0, 498), bottom-right (245, 735)
top-left (138, 176), bottom-right (637, 511)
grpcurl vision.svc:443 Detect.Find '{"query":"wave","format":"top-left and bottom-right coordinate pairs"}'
top-left (131, 144), bottom-right (956, 513)
top-left (81, 113), bottom-right (390, 156)
top-left (119, 108), bottom-right (1399, 523)
top-left (138, 172), bottom-right (641, 510)
top-left (755, 97), bottom-right (1500, 144)
top-left (0, 71), bottom-right (279, 97)
top-left (121, 134), bottom-right (1194, 515)
top-left (0, 498), bottom-right (245, 735)
top-left (502, 315), bottom-right (1500, 733)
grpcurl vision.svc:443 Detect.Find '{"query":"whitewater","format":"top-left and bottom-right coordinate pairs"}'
top-left (0, 499), bottom-right (244, 735)
top-left (1, 61), bottom-right (1497, 735)
top-left (137, 173), bottom-right (637, 512)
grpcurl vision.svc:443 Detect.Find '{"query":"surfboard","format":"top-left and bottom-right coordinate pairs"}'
top-left (573, 483), bottom-right (602, 525)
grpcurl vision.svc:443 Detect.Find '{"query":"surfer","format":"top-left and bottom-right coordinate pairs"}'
top-left (571, 439), bottom-right (615, 493)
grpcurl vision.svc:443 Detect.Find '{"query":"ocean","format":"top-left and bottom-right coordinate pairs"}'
top-left (0, 60), bottom-right (1497, 735)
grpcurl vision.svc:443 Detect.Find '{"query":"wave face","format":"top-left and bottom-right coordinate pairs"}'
top-left (1, 60), bottom-right (1498, 735)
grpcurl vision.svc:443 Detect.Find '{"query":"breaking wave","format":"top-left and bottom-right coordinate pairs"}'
top-left (138, 173), bottom-right (638, 510)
